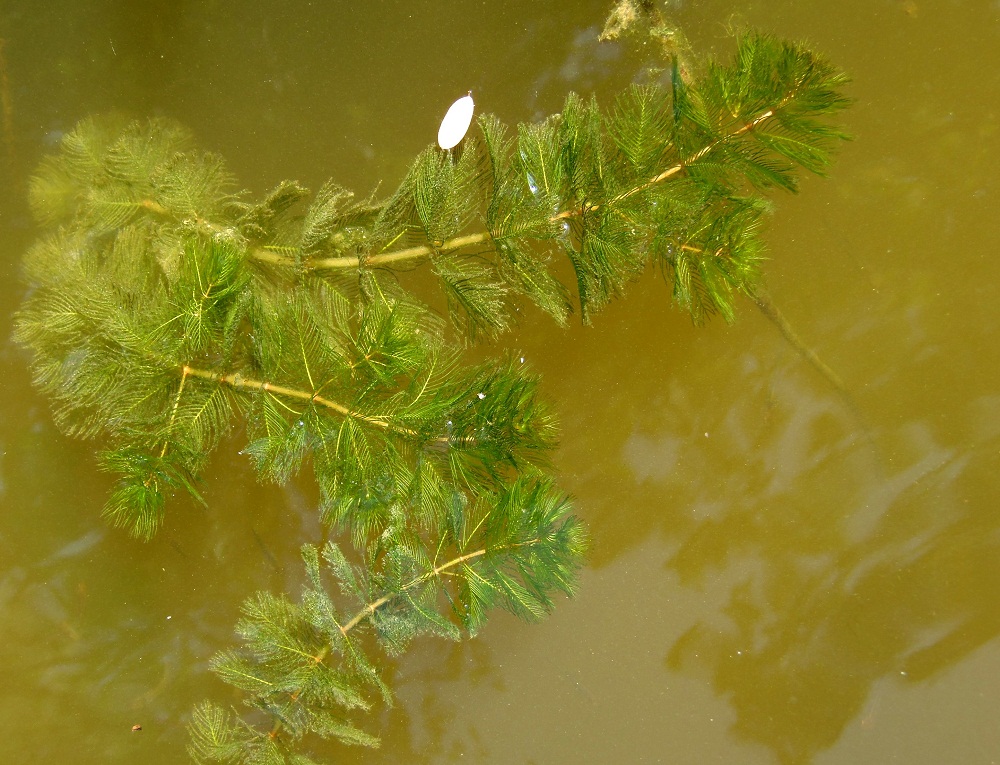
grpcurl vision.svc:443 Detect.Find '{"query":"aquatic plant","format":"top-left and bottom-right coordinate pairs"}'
top-left (13, 19), bottom-right (848, 764)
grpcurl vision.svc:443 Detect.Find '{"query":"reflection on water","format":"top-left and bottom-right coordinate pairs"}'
top-left (663, 404), bottom-right (1000, 764)
top-left (2, 0), bottom-right (1000, 763)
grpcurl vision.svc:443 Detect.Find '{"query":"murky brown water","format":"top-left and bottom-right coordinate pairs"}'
top-left (2, 1), bottom-right (1000, 763)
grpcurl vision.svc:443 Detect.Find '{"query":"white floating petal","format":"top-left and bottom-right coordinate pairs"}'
top-left (437, 92), bottom-right (475, 150)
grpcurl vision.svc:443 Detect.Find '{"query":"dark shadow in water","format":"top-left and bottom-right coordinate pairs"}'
top-left (665, 434), bottom-right (1000, 764)
top-left (521, 267), bottom-right (1000, 763)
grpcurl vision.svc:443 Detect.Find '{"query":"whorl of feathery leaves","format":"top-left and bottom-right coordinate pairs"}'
top-left (15, 113), bottom-right (559, 542)
top-left (279, 30), bottom-right (847, 327)
top-left (14, 33), bottom-right (849, 541)
top-left (188, 478), bottom-right (586, 762)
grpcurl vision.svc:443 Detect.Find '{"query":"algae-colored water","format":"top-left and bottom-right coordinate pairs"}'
top-left (2, 2), bottom-right (999, 762)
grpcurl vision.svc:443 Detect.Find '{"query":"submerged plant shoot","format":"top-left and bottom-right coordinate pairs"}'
top-left (14, 12), bottom-right (848, 762)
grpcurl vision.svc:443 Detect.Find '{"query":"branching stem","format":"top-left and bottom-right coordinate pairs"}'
top-left (248, 104), bottom-right (783, 274)
top-left (339, 536), bottom-right (541, 634)
top-left (340, 547), bottom-right (487, 634)
top-left (159, 365), bottom-right (189, 458)
top-left (181, 364), bottom-right (420, 438)
top-left (251, 232), bottom-right (493, 271)
top-left (751, 292), bottom-right (846, 392)
top-left (264, 545), bottom-right (491, 743)
top-left (608, 108), bottom-right (776, 207)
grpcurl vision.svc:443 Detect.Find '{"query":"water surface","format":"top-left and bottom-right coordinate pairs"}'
top-left (2, 1), bottom-right (999, 763)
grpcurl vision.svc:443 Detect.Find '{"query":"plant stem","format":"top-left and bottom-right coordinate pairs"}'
top-left (339, 547), bottom-right (487, 634)
top-left (159, 365), bottom-right (190, 458)
top-left (251, 105), bottom-right (783, 274)
top-left (181, 364), bottom-right (420, 438)
top-left (251, 232), bottom-right (493, 271)
top-left (260, 546), bottom-right (488, 744)
top-left (606, 107), bottom-right (777, 207)
top-left (751, 291), bottom-right (846, 393)
top-left (267, 536), bottom-right (540, 742)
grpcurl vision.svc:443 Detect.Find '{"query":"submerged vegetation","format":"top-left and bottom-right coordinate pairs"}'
top-left (13, 9), bottom-right (849, 762)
